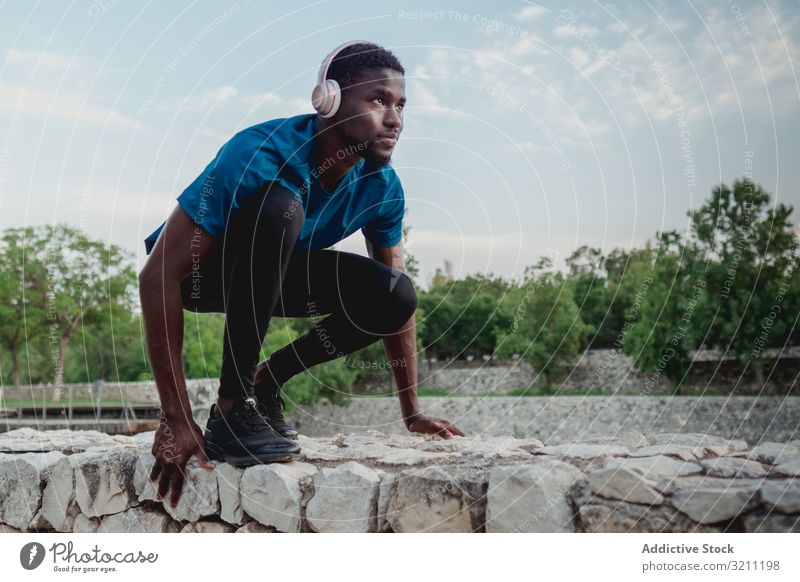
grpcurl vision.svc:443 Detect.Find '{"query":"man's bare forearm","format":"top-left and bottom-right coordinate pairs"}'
top-left (381, 313), bottom-right (421, 427)
top-left (139, 274), bottom-right (193, 423)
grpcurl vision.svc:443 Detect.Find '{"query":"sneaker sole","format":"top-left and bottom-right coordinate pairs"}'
top-left (206, 441), bottom-right (301, 467)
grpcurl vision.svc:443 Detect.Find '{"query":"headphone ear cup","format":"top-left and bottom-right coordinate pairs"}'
top-left (311, 82), bottom-right (330, 115)
top-left (322, 79), bottom-right (342, 118)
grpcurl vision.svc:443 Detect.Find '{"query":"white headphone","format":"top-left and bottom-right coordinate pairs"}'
top-left (311, 40), bottom-right (371, 118)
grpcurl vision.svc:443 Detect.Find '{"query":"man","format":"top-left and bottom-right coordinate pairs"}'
top-left (139, 41), bottom-right (464, 507)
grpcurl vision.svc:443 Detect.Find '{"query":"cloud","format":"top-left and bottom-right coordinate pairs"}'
top-left (336, 228), bottom-right (573, 284)
top-left (179, 85), bottom-right (239, 113)
top-left (0, 81), bottom-right (137, 129)
top-left (517, 4), bottom-right (550, 22)
top-left (7, 48), bottom-right (75, 71)
top-left (160, 85), bottom-right (312, 118)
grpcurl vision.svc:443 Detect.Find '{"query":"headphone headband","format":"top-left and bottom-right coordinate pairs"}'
top-left (316, 39), bottom-right (371, 86)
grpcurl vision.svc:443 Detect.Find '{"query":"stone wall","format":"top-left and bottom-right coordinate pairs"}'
top-left (0, 378), bottom-right (217, 408)
top-left (355, 347), bottom-right (799, 395)
top-left (0, 428), bottom-right (798, 533)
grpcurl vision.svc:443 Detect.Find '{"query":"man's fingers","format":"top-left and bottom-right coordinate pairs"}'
top-left (170, 467), bottom-right (185, 508)
top-left (447, 423), bottom-right (466, 437)
top-left (434, 418), bottom-right (464, 438)
top-left (435, 423), bottom-right (453, 439)
top-left (195, 444), bottom-right (215, 470)
top-left (149, 461), bottom-right (162, 482)
top-left (157, 466), bottom-right (172, 501)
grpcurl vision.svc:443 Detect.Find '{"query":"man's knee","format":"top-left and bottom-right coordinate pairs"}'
top-left (238, 183), bottom-right (304, 238)
top-left (259, 184), bottom-right (305, 232)
top-left (386, 271), bottom-right (418, 325)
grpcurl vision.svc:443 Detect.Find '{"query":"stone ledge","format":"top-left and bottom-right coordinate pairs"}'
top-left (0, 428), bottom-right (798, 533)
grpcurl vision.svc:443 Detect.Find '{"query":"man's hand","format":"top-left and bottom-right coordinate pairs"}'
top-left (140, 204), bottom-right (217, 507)
top-left (149, 415), bottom-right (215, 508)
top-left (406, 414), bottom-right (466, 439)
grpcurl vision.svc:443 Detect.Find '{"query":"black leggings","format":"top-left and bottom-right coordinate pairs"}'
top-left (180, 182), bottom-right (418, 401)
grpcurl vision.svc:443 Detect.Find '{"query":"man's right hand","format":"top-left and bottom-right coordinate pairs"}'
top-left (149, 415), bottom-right (215, 508)
top-left (140, 204), bottom-right (217, 508)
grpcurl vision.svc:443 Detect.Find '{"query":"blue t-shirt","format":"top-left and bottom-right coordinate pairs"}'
top-left (143, 113), bottom-right (405, 254)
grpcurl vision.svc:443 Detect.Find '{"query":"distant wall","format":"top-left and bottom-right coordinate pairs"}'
top-left (352, 347), bottom-right (799, 396)
top-left (294, 396), bottom-right (800, 444)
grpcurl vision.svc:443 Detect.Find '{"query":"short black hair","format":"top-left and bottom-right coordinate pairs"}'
top-left (327, 42), bottom-right (404, 92)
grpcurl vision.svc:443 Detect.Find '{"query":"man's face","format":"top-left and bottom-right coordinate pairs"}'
top-left (333, 67), bottom-right (406, 167)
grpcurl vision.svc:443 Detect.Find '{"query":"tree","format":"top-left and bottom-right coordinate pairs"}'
top-left (182, 312), bottom-right (227, 380)
top-left (688, 178), bottom-right (797, 383)
top-left (14, 225), bottom-right (136, 392)
top-left (400, 218), bottom-right (420, 284)
top-left (622, 231), bottom-right (703, 392)
top-left (418, 273), bottom-right (512, 360)
top-left (495, 258), bottom-right (592, 391)
top-left (620, 178), bottom-right (798, 391)
top-left (429, 259), bottom-right (454, 289)
top-left (568, 245), bottom-right (619, 348)
top-left (65, 310), bottom-right (150, 383)
top-left (0, 227), bottom-right (48, 388)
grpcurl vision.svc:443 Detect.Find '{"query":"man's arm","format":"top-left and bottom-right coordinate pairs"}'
top-left (139, 204), bottom-right (216, 506)
top-left (365, 237), bottom-right (465, 438)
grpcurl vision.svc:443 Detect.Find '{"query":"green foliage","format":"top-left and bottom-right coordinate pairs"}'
top-left (687, 179), bottom-right (799, 373)
top-left (0, 227), bottom-right (48, 387)
top-left (494, 259), bottom-right (592, 391)
top-left (419, 272), bottom-right (513, 360)
top-left (621, 235), bottom-right (700, 392)
top-left (568, 245), bottom-right (621, 348)
top-left (620, 178), bottom-right (798, 388)
top-left (0, 224), bottom-right (136, 388)
top-left (261, 317), bottom-right (357, 410)
top-left (182, 312), bottom-right (226, 380)
top-left (64, 311), bottom-right (150, 383)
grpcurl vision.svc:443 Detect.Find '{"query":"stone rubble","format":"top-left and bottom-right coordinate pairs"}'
top-left (0, 427), bottom-right (797, 533)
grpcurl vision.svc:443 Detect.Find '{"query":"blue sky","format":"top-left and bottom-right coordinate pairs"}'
top-left (1, 0), bottom-right (798, 287)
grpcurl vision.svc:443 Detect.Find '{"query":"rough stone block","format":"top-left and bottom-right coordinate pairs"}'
top-left (216, 463), bottom-right (245, 526)
top-left (603, 455), bottom-right (703, 481)
top-left (74, 447), bottom-right (139, 518)
top-left (388, 466), bottom-right (484, 532)
top-left (0, 451), bottom-right (64, 530)
top-left (486, 459), bottom-right (582, 532)
top-left (33, 453), bottom-right (80, 531)
top-left (671, 487), bottom-right (759, 524)
top-left (133, 452), bottom-right (219, 522)
top-left (588, 466), bottom-right (664, 505)
top-left (760, 479), bottom-right (800, 513)
top-left (306, 461), bottom-right (381, 532)
top-left (240, 461), bottom-right (317, 532)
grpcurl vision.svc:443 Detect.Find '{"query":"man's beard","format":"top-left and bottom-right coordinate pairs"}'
top-left (362, 140), bottom-right (393, 168)
top-left (338, 127), bottom-right (392, 168)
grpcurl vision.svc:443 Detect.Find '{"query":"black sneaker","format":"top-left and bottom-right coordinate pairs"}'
top-left (204, 396), bottom-right (300, 466)
top-left (253, 360), bottom-right (299, 440)
top-left (257, 394), bottom-right (299, 440)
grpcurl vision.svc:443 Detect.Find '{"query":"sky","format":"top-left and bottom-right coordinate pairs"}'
top-left (1, 0), bottom-right (798, 288)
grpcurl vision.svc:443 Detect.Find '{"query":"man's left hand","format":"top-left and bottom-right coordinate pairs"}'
top-left (406, 415), bottom-right (465, 439)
